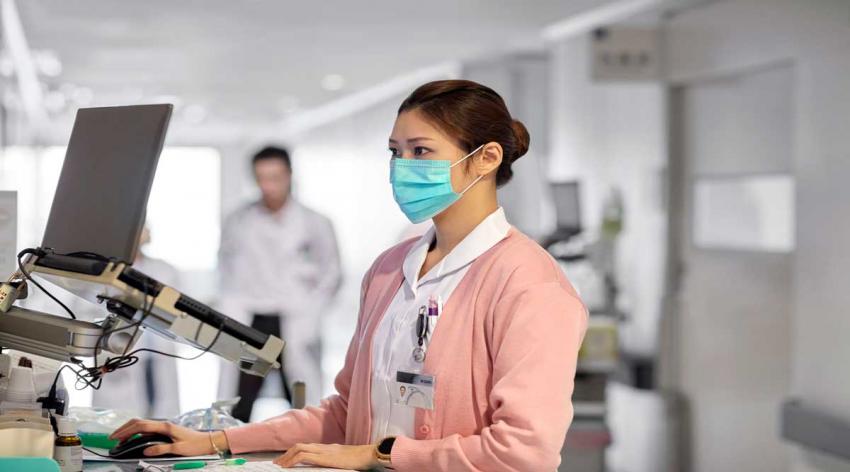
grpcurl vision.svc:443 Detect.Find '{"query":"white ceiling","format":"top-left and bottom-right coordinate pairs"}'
top-left (14, 0), bottom-right (615, 144)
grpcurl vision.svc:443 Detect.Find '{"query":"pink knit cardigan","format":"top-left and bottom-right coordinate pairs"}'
top-left (224, 228), bottom-right (587, 471)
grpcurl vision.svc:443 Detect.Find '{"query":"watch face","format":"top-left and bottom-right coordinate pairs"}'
top-left (378, 437), bottom-right (396, 455)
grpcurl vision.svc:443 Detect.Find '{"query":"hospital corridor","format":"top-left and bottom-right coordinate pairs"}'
top-left (0, 1), bottom-right (849, 471)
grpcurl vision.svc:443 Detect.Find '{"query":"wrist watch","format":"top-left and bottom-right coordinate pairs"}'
top-left (374, 436), bottom-right (396, 469)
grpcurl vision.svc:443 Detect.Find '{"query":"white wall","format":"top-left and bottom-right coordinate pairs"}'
top-left (663, 1), bottom-right (850, 470)
top-left (547, 32), bottom-right (667, 356)
top-left (791, 47), bottom-right (850, 472)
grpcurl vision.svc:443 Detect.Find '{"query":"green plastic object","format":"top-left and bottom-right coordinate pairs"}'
top-left (79, 432), bottom-right (120, 449)
top-left (173, 462), bottom-right (206, 470)
top-left (172, 458), bottom-right (248, 469)
top-left (0, 457), bottom-right (62, 472)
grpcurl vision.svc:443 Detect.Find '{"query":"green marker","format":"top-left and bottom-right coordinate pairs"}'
top-left (173, 458), bottom-right (247, 470)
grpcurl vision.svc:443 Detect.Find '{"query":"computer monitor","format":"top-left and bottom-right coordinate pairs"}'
top-left (551, 181), bottom-right (582, 232)
top-left (41, 104), bottom-right (172, 263)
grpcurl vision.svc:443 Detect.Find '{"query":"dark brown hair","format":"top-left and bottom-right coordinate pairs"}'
top-left (252, 145), bottom-right (291, 171)
top-left (398, 80), bottom-right (530, 187)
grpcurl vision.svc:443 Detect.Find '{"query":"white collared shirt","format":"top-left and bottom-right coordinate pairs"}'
top-left (370, 207), bottom-right (512, 442)
top-left (218, 199), bottom-right (342, 320)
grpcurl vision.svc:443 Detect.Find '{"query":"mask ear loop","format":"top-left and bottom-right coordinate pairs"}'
top-left (450, 144), bottom-right (487, 195)
top-left (459, 173), bottom-right (485, 195)
top-left (450, 144), bottom-right (485, 168)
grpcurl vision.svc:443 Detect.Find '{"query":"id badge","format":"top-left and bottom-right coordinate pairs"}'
top-left (394, 371), bottom-right (435, 410)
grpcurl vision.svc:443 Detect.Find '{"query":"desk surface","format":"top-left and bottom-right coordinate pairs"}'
top-left (83, 452), bottom-right (347, 471)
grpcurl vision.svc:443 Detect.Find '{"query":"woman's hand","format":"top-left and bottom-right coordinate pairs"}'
top-left (108, 419), bottom-right (229, 457)
top-left (274, 443), bottom-right (378, 470)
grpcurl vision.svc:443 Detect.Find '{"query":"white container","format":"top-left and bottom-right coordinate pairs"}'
top-left (6, 366), bottom-right (36, 403)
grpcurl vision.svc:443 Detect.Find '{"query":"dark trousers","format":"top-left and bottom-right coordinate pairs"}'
top-left (232, 313), bottom-right (292, 422)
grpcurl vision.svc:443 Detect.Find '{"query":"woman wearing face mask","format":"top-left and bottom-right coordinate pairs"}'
top-left (110, 80), bottom-right (587, 471)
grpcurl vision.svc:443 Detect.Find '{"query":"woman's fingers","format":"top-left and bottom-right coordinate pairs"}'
top-left (276, 451), bottom-right (315, 468)
top-left (110, 420), bottom-right (171, 441)
top-left (274, 444), bottom-right (331, 467)
top-left (273, 445), bottom-right (300, 466)
top-left (292, 452), bottom-right (322, 467)
top-left (274, 443), bottom-right (311, 467)
top-left (108, 418), bottom-right (141, 440)
top-left (272, 444), bottom-right (374, 469)
top-left (143, 443), bottom-right (174, 457)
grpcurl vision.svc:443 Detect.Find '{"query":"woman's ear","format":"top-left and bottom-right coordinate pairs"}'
top-left (475, 142), bottom-right (503, 177)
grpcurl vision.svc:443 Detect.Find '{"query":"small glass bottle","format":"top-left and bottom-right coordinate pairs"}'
top-left (53, 416), bottom-right (83, 472)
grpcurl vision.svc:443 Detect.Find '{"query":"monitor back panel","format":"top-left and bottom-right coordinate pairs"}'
top-left (41, 104), bottom-right (172, 263)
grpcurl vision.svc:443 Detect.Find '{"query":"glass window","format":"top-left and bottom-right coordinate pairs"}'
top-left (0, 145), bottom-right (221, 411)
top-left (693, 175), bottom-right (795, 252)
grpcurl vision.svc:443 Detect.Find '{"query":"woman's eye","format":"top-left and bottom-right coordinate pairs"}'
top-left (388, 148), bottom-right (400, 159)
top-left (413, 146), bottom-right (431, 156)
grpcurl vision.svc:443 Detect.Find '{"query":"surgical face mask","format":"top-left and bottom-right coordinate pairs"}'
top-left (390, 144), bottom-right (485, 224)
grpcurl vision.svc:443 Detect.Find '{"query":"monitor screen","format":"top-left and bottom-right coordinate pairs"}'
top-left (41, 104), bottom-right (172, 263)
top-left (551, 181), bottom-right (582, 231)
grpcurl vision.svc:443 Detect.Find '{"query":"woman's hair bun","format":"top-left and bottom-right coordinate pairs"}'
top-left (510, 119), bottom-right (530, 162)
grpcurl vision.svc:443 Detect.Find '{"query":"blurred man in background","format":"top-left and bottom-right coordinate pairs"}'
top-left (218, 146), bottom-right (341, 421)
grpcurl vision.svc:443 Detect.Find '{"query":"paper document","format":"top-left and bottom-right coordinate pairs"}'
top-left (204, 462), bottom-right (356, 471)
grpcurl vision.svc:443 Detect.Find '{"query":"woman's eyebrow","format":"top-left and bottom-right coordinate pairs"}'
top-left (389, 137), bottom-right (435, 145)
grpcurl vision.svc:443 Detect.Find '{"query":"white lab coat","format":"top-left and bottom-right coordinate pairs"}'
top-left (91, 255), bottom-right (181, 419)
top-left (216, 199), bottom-right (341, 406)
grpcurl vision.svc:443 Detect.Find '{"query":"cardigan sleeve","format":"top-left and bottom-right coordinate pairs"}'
top-left (223, 261), bottom-right (375, 453)
top-left (391, 282), bottom-right (587, 471)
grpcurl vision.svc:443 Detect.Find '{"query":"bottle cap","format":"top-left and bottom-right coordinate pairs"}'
top-left (56, 416), bottom-right (77, 436)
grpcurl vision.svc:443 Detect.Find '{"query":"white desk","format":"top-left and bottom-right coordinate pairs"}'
top-left (83, 452), bottom-right (357, 471)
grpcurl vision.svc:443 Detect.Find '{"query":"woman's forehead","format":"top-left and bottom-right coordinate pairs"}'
top-left (390, 110), bottom-right (451, 144)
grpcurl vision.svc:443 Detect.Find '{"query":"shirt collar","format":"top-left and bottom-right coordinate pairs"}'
top-left (251, 198), bottom-right (298, 221)
top-left (402, 207), bottom-right (511, 294)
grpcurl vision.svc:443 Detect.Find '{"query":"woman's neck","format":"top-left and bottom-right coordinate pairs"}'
top-left (431, 188), bottom-right (499, 255)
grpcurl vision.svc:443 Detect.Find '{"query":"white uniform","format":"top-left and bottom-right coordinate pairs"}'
top-left (92, 255), bottom-right (181, 419)
top-left (217, 199), bottom-right (341, 406)
top-left (370, 207), bottom-right (510, 442)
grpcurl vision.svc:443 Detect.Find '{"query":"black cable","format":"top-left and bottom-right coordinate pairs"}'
top-left (16, 248), bottom-right (76, 319)
top-left (85, 449), bottom-right (171, 472)
top-left (114, 274), bottom-right (228, 363)
top-left (81, 447), bottom-right (113, 458)
top-left (65, 251), bottom-right (112, 261)
top-left (127, 322), bottom-right (226, 362)
top-left (43, 272), bottom-right (159, 393)
top-left (82, 288), bottom-right (225, 387)
top-left (84, 279), bottom-right (157, 387)
top-left (95, 280), bottom-right (154, 368)
top-left (21, 247), bottom-right (226, 397)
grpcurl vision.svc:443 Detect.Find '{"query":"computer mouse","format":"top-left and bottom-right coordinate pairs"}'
top-left (108, 433), bottom-right (175, 459)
